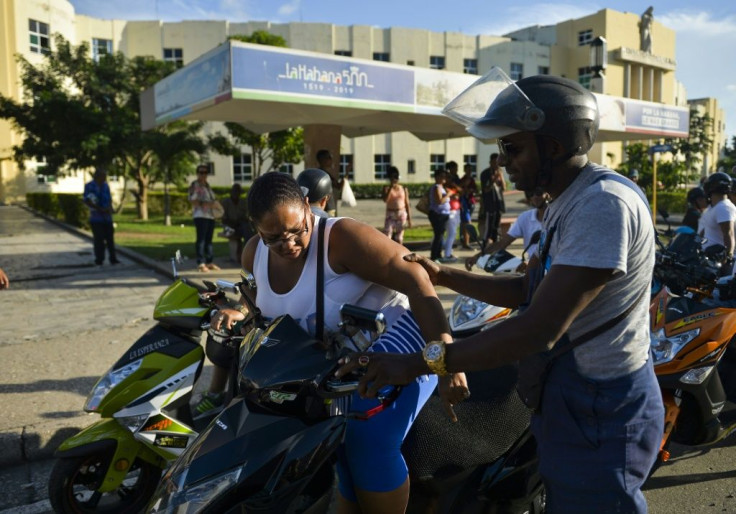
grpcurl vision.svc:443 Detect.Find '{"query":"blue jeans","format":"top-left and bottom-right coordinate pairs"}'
top-left (194, 217), bottom-right (215, 265)
top-left (531, 351), bottom-right (664, 514)
top-left (428, 210), bottom-right (448, 260)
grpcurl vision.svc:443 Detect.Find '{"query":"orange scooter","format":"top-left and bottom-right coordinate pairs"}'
top-left (649, 231), bottom-right (736, 468)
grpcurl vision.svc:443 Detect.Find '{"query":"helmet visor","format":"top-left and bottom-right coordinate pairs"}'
top-left (442, 67), bottom-right (544, 142)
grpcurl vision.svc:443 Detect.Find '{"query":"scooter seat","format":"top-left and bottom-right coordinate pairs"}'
top-left (403, 365), bottom-right (531, 482)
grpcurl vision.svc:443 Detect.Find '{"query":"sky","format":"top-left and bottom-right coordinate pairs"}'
top-left (69, 0), bottom-right (736, 146)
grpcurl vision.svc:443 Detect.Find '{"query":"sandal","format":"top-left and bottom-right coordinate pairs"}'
top-left (197, 263), bottom-right (209, 272)
top-left (206, 263), bottom-right (221, 271)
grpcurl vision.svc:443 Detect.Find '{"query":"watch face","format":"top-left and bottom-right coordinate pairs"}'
top-left (426, 344), bottom-right (442, 360)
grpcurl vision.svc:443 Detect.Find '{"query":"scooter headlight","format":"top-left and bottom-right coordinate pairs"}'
top-left (650, 328), bottom-right (699, 364)
top-left (84, 359), bottom-right (143, 412)
top-left (148, 466), bottom-right (242, 514)
top-left (451, 297), bottom-right (489, 326)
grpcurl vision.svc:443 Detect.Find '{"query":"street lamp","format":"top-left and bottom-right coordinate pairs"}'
top-left (590, 36), bottom-right (607, 93)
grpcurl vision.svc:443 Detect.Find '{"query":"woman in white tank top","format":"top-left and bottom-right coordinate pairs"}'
top-left (213, 173), bottom-right (468, 514)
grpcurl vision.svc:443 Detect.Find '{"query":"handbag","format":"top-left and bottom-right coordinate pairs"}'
top-left (415, 188), bottom-right (431, 215)
top-left (211, 200), bottom-right (224, 219)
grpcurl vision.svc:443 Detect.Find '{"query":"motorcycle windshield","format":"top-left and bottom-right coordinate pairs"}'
top-left (239, 315), bottom-right (336, 391)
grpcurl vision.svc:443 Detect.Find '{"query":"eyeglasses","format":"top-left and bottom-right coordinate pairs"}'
top-left (497, 139), bottom-right (521, 159)
top-left (197, 171), bottom-right (209, 175)
top-left (259, 210), bottom-right (310, 247)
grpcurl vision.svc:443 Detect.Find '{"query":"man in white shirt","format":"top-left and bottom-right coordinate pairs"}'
top-left (465, 189), bottom-right (548, 271)
top-left (698, 172), bottom-right (736, 262)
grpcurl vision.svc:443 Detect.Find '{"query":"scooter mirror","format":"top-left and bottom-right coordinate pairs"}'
top-left (216, 279), bottom-right (238, 294)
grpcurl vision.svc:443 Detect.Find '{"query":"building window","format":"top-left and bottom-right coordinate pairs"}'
top-left (429, 56), bottom-right (445, 70)
top-left (92, 38), bottom-right (112, 62)
top-left (463, 154), bottom-right (478, 178)
top-left (279, 163), bottom-right (294, 174)
top-left (463, 59), bottom-right (478, 75)
top-left (578, 29), bottom-right (593, 46)
top-left (374, 154), bottom-right (391, 180)
top-left (233, 154), bottom-right (252, 182)
top-left (334, 50), bottom-right (352, 57)
top-left (29, 19), bottom-right (50, 54)
top-left (407, 159), bottom-right (416, 175)
top-left (163, 48), bottom-right (183, 68)
top-left (340, 154), bottom-right (354, 181)
top-left (537, 66), bottom-right (549, 75)
top-left (510, 63), bottom-right (524, 81)
top-left (578, 66), bottom-right (593, 90)
top-left (430, 154), bottom-right (445, 172)
top-left (406, 60), bottom-right (415, 66)
top-left (373, 52), bottom-right (390, 62)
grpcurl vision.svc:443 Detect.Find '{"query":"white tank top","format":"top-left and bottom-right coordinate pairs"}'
top-left (253, 216), bottom-right (409, 338)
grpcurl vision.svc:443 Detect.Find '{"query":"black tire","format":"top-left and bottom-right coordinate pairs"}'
top-left (48, 454), bottom-right (162, 514)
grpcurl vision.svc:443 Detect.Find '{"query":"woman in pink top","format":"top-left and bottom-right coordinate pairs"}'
top-left (382, 166), bottom-right (412, 245)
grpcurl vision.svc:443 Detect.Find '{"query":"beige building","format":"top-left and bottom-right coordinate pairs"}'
top-left (688, 97), bottom-right (727, 176)
top-left (0, 0), bottom-right (721, 203)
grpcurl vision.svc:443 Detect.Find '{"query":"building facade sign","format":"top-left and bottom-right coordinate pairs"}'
top-left (154, 43), bottom-right (232, 123)
top-left (624, 99), bottom-right (689, 137)
top-left (231, 45), bottom-right (416, 106)
top-left (615, 47), bottom-right (676, 71)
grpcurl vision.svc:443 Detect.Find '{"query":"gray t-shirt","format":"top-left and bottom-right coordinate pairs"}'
top-left (541, 163), bottom-right (654, 379)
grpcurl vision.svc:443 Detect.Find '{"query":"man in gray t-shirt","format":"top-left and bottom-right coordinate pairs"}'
top-left (338, 73), bottom-right (664, 513)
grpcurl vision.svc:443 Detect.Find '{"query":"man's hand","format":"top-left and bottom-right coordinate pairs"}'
top-left (403, 253), bottom-right (442, 285)
top-left (438, 372), bottom-right (470, 422)
top-left (335, 352), bottom-right (426, 398)
top-left (465, 252), bottom-right (483, 271)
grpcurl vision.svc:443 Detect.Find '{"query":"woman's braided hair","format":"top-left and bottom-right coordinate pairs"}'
top-left (247, 172), bottom-right (305, 223)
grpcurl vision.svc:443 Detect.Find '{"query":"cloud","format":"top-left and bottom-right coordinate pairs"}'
top-left (277, 0), bottom-right (301, 17)
top-left (659, 9), bottom-right (736, 36)
top-left (468, 2), bottom-right (603, 36)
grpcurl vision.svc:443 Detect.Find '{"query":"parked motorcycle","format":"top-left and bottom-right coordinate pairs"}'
top-left (147, 279), bottom-right (544, 514)
top-left (649, 233), bottom-right (736, 470)
top-left (449, 232), bottom-right (540, 337)
top-left (48, 253), bottom-right (242, 513)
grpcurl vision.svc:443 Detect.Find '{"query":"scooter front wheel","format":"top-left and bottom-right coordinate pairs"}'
top-left (48, 454), bottom-right (161, 513)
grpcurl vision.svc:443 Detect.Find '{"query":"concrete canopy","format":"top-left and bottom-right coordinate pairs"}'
top-left (140, 40), bottom-right (689, 143)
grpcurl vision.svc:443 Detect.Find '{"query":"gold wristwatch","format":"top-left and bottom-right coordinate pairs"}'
top-left (423, 341), bottom-right (448, 376)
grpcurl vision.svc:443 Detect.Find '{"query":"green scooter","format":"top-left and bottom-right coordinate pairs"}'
top-left (48, 253), bottom-right (241, 513)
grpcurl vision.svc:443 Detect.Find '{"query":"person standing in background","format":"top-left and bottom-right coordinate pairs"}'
top-left (317, 149), bottom-right (344, 217)
top-left (382, 166), bottom-right (412, 245)
top-left (479, 154), bottom-right (506, 248)
top-left (83, 168), bottom-right (119, 266)
top-left (459, 164), bottom-right (479, 249)
top-left (220, 183), bottom-right (253, 264)
top-left (189, 164), bottom-right (220, 272)
top-left (442, 162), bottom-right (462, 263)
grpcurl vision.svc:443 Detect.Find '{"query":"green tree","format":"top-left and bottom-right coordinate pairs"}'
top-left (147, 121), bottom-right (207, 225)
top-left (665, 109), bottom-right (714, 180)
top-left (617, 142), bottom-right (652, 188)
top-left (229, 31), bottom-right (287, 47)
top-left (0, 35), bottom-right (208, 220)
top-left (717, 136), bottom-right (736, 174)
top-left (209, 31), bottom-right (303, 176)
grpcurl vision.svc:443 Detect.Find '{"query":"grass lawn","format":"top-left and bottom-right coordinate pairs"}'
top-left (114, 209), bottom-right (434, 261)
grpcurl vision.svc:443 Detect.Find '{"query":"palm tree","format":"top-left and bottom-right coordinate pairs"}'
top-left (147, 121), bottom-right (207, 226)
